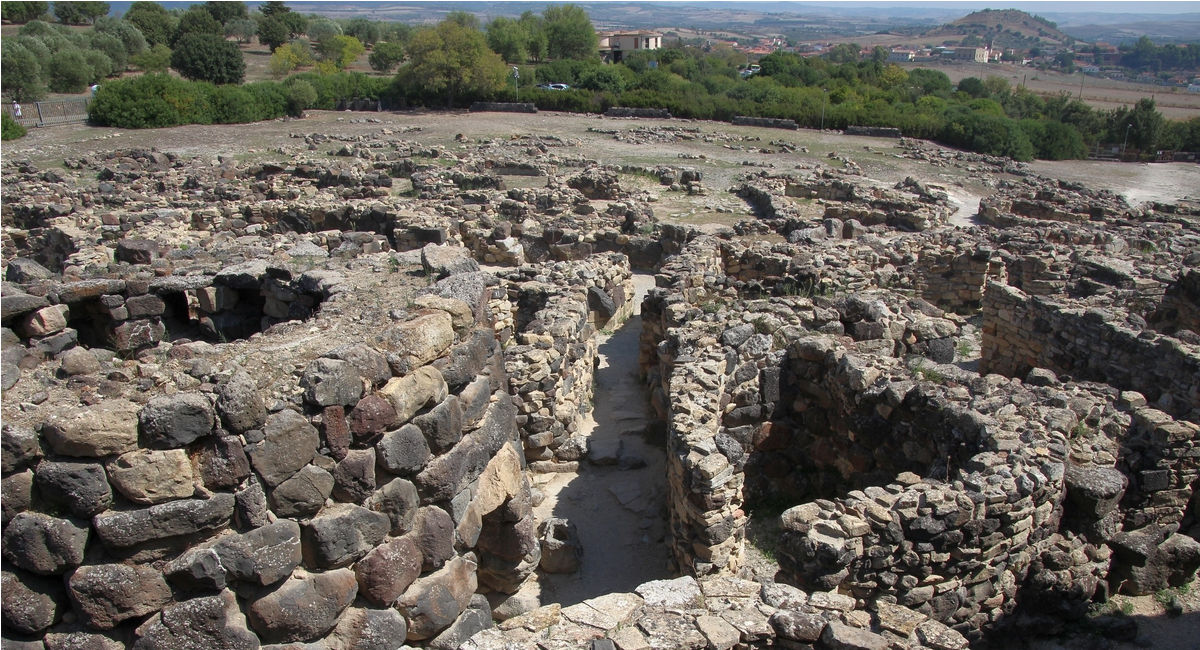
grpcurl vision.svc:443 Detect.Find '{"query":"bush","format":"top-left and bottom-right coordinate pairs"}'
top-left (287, 80), bottom-right (317, 116)
top-left (46, 49), bottom-right (94, 93)
top-left (941, 109), bottom-right (1034, 161)
top-left (316, 35), bottom-right (365, 70)
top-left (2, 114), bottom-right (28, 140)
top-left (1, 42), bottom-right (47, 101)
top-left (578, 66), bottom-right (625, 93)
top-left (89, 31), bottom-right (128, 71)
top-left (368, 41), bottom-right (405, 73)
top-left (130, 43), bottom-right (171, 72)
top-left (83, 49), bottom-right (114, 82)
top-left (171, 33), bottom-right (245, 84)
top-left (93, 17), bottom-right (148, 57)
top-left (89, 73), bottom-right (212, 128)
top-left (123, 1), bottom-right (174, 47)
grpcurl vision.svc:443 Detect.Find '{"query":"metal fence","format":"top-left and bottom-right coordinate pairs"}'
top-left (4, 99), bottom-right (91, 128)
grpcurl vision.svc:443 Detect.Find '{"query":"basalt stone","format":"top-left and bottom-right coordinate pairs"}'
top-left (43, 400), bottom-right (140, 457)
top-left (347, 396), bottom-right (397, 443)
top-left (770, 610), bottom-right (827, 643)
top-left (377, 367), bottom-right (447, 426)
top-left (35, 459), bottom-right (112, 518)
top-left (116, 239), bottom-right (159, 265)
top-left (6, 258), bottom-right (53, 283)
top-left (332, 449), bottom-right (376, 504)
top-left (217, 370), bottom-right (267, 434)
top-left (216, 519), bottom-right (304, 586)
top-left (197, 435), bottom-right (252, 490)
top-left (323, 343), bottom-right (391, 389)
top-left (107, 449), bottom-right (196, 505)
top-left (355, 534), bottom-right (423, 607)
top-left (395, 553), bottom-right (478, 641)
top-left (246, 569), bottom-right (358, 644)
top-left (375, 424), bottom-right (430, 476)
top-left (427, 595), bottom-right (494, 650)
top-left (247, 410), bottom-right (318, 487)
top-left (92, 493), bottom-right (235, 548)
top-left (1066, 465), bottom-right (1127, 519)
top-left (1, 293), bottom-right (49, 321)
top-left (434, 329), bottom-right (492, 390)
top-left (301, 358), bottom-right (363, 408)
top-left (59, 347), bottom-right (101, 375)
top-left (2, 470), bottom-right (34, 525)
top-left (139, 392), bottom-right (215, 449)
top-left (235, 476), bottom-right (270, 529)
top-left (124, 294), bottom-right (165, 318)
top-left (376, 313), bottom-right (454, 373)
top-left (165, 545), bottom-right (227, 591)
top-left (327, 606), bottom-right (409, 650)
top-left (1, 512), bottom-right (90, 575)
top-left (1, 424), bottom-right (42, 473)
top-left (131, 589), bottom-right (260, 650)
top-left (413, 396), bottom-right (463, 453)
top-left (66, 563), bottom-right (173, 630)
top-left (458, 377), bottom-right (491, 430)
top-left (43, 629), bottom-right (126, 650)
top-left (415, 506), bottom-right (456, 571)
top-left (270, 466), bottom-right (334, 518)
top-left (413, 435), bottom-right (482, 505)
top-left (821, 622), bottom-right (888, 650)
top-left (2, 568), bottom-right (65, 634)
top-left (302, 504), bottom-right (390, 569)
top-left (365, 478), bottom-right (420, 535)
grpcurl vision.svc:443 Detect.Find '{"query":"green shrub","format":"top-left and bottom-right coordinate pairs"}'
top-left (83, 49), bottom-right (114, 82)
top-left (170, 33), bottom-right (245, 84)
top-left (368, 41), bottom-right (405, 73)
top-left (2, 114), bottom-right (28, 140)
top-left (89, 73), bottom-right (213, 128)
top-left (46, 49), bottom-right (94, 93)
top-left (124, 1), bottom-right (174, 47)
top-left (1, 1), bottom-right (49, 24)
top-left (130, 43), bottom-right (171, 73)
top-left (170, 6), bottom-right (222, 47)
top-left (1, 42), bottom-right (47, 101)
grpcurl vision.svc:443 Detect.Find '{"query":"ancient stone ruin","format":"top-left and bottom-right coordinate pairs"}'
top-left (2, 119), bottom-right (1198, 650)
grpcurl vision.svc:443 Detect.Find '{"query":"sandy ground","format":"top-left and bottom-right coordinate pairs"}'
top-left (531, 273), bottom-right (671, 607)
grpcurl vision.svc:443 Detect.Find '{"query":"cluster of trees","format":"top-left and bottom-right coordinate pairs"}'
top-left (1119, 36), bottom-right (1200, 73)
top-left (2, 14), bottom-right (147, 100)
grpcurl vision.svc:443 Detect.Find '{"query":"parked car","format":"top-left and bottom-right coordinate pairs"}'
top-left (537, 83), bottom-right (571, 91)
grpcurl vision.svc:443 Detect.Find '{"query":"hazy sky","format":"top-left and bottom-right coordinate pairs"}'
top-left (788, 1), bottom-right (1200, 11)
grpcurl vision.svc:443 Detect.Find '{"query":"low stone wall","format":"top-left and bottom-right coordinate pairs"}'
top-left (605, 107), bottom-right (671, 118)
top-left (733, 116), bottom-right (799, 130)
top-left (469, 102), bottom-right (538, 114)
top-left (1156, 269), bottom-right (1200, 335)
top-left (980, 280), bottom-right (1200, 423)
top-left (0, 268), bottom-right (539, 648)
top-left (500, 255), bottom-right (634, 471)
top-left (844, 126), bottom-right (903, 138)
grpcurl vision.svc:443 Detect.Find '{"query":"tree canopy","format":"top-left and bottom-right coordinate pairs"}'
top-left (170, 33), bottom-right (245, 85)
top-left (400, 18), bottom-right (506, 107)
top-left (542, 4), bottom-right (596, 60)
top-left (53, 1), bottom-right (109, 25)
top-left (1, 2), bottom-right (48, 24)
top-left (123, 1), bottom-right (174, 47)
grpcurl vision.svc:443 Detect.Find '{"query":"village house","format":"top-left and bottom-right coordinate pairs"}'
top-left (598, 30), bottom-right (662, 62)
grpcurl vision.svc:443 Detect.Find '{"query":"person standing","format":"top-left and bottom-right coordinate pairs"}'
top-left (12, 101), bottom-right (22, 119)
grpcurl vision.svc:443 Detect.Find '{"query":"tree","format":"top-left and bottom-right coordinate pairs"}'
top-left (123, 1), bottom-right (174, 47)
top-left (225, 19), bottom-right (258, 44)
top-left (826, 43), bottom-right (860, 63)
top-left (89, 32), bottom-right (128, 71)
top-left (578, 65), bottom-right (624, 93)
top-left (256, 17), bottom-right (289, 52)
top-left (445, 11), bottom-right (480, 31)
top-left (487, 17), bottom-right (529, 64)
top-left (542, 4), bottom-right (596, 60)
top-left (316, 35), bottom-right (364, 70)
top-left (171, 7), bottom-right (222, 47)
top-left (204, 1), bottom-right (246, 25)
top-left (343, 18), bottom-right (382, 46)
top-left (259, 1), bottom-right (290, 17)
top-left (1124, 97), bottom-right (1164, 151)
top-left (368, 41), bottom-right (405, 73)
top-left (519, 11), bottom-right (547, 62)
top-left (53, 1), bottom-right (109, 25)
top-left (870, 45), bottom-right (889, 64)
top-left (957, 76), bottom-right (986, 98)
top-left (279, 12), bottom-right (308, 38)
top-left (130, 43), bottom-right (171, 72)
top-left (1, 1), bottom-right (49, 24)
top-left (401, 19), bottom-right (506, 107)
top-left (269, 42), bottom-right (309, 77)
top-left (94, 17), bottom-right (148, 57)
top-left (83, 49), bottom-right (113, 82)
top-left (1, 42), bottom-right (47, 101)
top-left (46, 49), bottom-right (94, 92)
top-left (307, 19), bottom-right (342, 42)
top-left (170, 33), bottom-right (245, 84)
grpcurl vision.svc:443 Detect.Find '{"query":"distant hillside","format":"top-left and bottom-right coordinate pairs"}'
top-left (922, 9), bottom-right (1076, 49)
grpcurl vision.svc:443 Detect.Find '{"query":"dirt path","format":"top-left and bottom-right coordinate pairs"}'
top-left (531, 273), bottom-right (670, 607)
top-left (945, 186), bottom-right (985, 228)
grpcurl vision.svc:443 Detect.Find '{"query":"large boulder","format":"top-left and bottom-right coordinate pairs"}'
top-left (324, 343), bottom-right (391, 388)
top-left (139, 392), bottom-right (216, 449)
top-left (116, 239), bottom-right (159, 265)
top-left (34, 459), bottom-right (112, 518)
top-left (355, 534), bottom-right (424, 607)
top-left (92, 493), bottom-right (235, 548)
top-left (365, 477), bottom-right (420, 535)
top-left (131, 589), bottom-right (260, 650)
top-left (246, 569), bottom-right (358, 644)
top-left (107, 449), bottom-right (196, 505)
top-left (412, 395), bottom-right (463, 453)
top-left (332, 449), bottom-right (377, 504)
top-left (376, 424), bottom-right (431, 476)
top-left (378, 366), bottom-right (448, 425)
top-left (20, 305), bottom-right (69, 338)
top-left (1066, 465), bottom-right (1127, 519)
top-left (196, 435), bottom-right (252, 490)
top-left (395, 553), bottom-right (479, 641)
top-left (67, 563), bottom-right (173, 630)
top-left (246, 410), bottom-right (318, 487)
top-left (2, 424), bottom-right (42, 473)
top-left (2, 568), bottom-right (65, 634)
top-left (302, 504), bottom-right (391, 569)
top-left (217, 519), bottom-right (304, 586)
top-left (217, 370), bottom-right (267, 434)
top-left (421, 244), bottom-right (480, 279)
top-left (376, 313), bottom-right (454, 374)
top-left (348, 395), bottom-right (398, 443)
top-left (301, 358), bottom-right (363, 408)
top-left (269, 465), bottom-right (334, 518)
top-left (326, 606), bottom-right (409, 650)
top-left (42, 400), bottom-right (140, 457)
top-left (1, 512), bottom-right (89, 575)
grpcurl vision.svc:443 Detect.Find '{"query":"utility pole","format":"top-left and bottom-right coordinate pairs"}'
top-left (820, 88), bottom-right (827, 131)
top-left (1079, 71), bottom-right (1085, 99)
top-left (1122, 123), bottom-right (1132, 158)
top-left (513, 67), bottom-right (520, 102)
